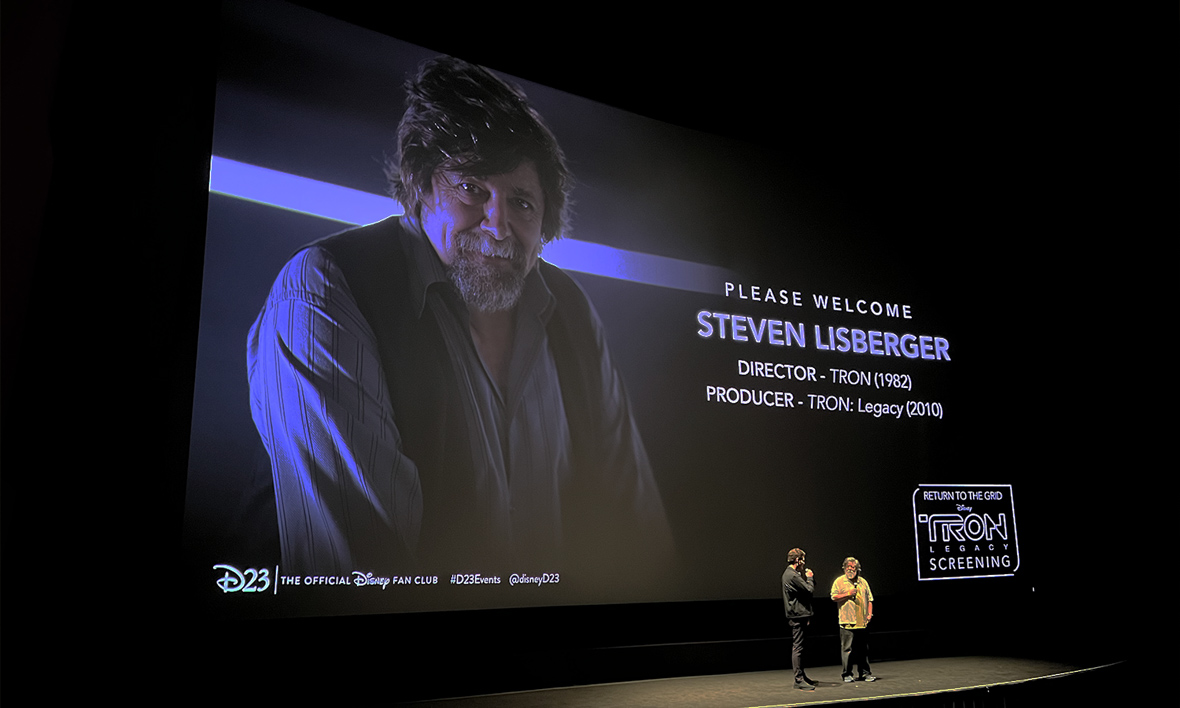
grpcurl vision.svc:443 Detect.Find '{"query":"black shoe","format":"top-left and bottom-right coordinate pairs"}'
top-left (802, 675), bottom-right (818, 686)
top-left (795, 681), bottom-right (815, 691)
top-left (843, 675), bottom-right (855, 683)
top-left (861, 674), bottom-right (877, 682)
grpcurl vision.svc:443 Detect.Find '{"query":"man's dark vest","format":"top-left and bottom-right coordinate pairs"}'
top-left (314, 218), bottom-right (606, 567)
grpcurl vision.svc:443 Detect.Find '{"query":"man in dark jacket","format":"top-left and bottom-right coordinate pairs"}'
top-left (782, 547), bottom-right (816, 690)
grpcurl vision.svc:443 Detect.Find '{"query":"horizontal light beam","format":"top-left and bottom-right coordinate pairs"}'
top-left (209, 156), bottom-right (401, 224)
top-left (209, 156), bottom-right (734, 293)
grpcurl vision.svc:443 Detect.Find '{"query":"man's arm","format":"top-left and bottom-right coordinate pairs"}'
top-left (247, 247), bottom-right (422, 575)
top-left (831, 578), bottom-right (857, 602)
top-left (594, 329), bottom-right (670, 536)
top-left (787, 569), bottom-right (815, 596)
top-left (547, 264), bottom-right (674, 569)
top-left (587, 320), bottom-right (677, 573)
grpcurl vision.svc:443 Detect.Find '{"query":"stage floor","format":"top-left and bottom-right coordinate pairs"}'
top-left (396, 656), bottom-right (1105, 707)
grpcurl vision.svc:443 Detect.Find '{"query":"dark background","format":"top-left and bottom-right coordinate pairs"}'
top-left (3, 0), bottom-right (1170, 700)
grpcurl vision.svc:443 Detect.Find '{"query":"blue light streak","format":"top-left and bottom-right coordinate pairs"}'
top-left (209, 156), bottom-right (401, 225)
top-left (209, 156), bottom-right (735, 293)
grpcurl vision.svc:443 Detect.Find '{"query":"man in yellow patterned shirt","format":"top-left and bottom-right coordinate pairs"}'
top-left (830, 556), bottom-right (877, 682)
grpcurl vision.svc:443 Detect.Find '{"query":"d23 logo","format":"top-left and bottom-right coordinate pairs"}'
top-left (912, 484), bottom-right (1020, 581)
top-left (213, 564), bottom-right (273, 594)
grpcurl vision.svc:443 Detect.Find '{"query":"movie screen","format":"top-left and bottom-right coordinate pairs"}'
top-left (183, 1), bottom-right (1004, 619)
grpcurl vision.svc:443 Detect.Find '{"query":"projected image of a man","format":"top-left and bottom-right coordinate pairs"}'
top-left (247, 56), bottom-right (672, 581)
top-left (423, 165), bottom-right (543, 313)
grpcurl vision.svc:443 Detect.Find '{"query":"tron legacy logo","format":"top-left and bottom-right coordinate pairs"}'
top-left (912, 484), bottom-right (1020, 581)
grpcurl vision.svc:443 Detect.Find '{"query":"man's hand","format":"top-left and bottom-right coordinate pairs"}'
top-left (831, 583), bottom-right (858, 601)
top-left (805, 569), bottom-right (813, 579)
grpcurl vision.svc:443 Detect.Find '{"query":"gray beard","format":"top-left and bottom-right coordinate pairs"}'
top-left (447, 230), bottom-right (533, 313)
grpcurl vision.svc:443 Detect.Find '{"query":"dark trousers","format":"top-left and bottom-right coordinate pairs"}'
top-left (789, 618), bottom-right (809, 682)
top-left (839, 626), bottom-right (871, 678)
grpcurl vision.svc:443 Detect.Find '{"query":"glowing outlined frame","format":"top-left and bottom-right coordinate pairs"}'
top-left (912, 483), bottom-right (1021, 581)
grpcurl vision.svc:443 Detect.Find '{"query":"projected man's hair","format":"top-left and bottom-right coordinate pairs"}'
top-left (388, 55), bottom-right (573, 242)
